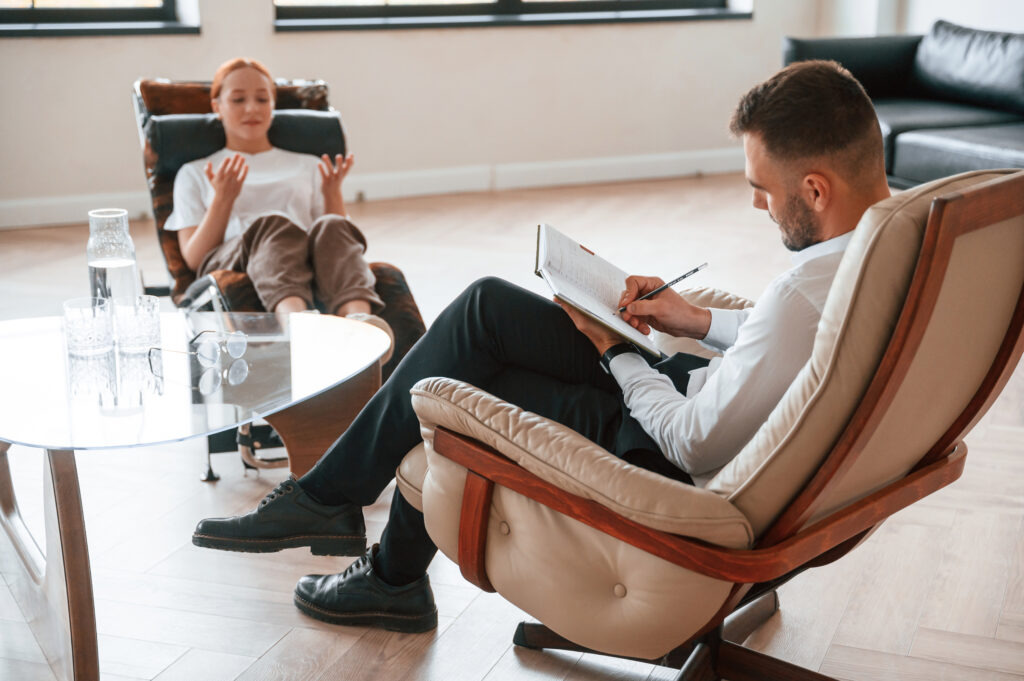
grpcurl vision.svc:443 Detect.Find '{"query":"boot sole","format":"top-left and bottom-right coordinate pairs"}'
top-left (293, 593), bottom-right (438, 633)
top-left (192, 533), bottom-right (366, 556)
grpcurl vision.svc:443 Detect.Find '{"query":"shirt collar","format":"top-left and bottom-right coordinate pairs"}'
top-left (790, 231), bottom-right (854, 266)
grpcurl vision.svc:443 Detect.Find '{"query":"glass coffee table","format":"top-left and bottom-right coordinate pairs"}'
top-left (0, 310), bottom-right (391, 681)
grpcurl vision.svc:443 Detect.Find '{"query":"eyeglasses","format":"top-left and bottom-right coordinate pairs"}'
top-left (192, 330), bottom-right (247, 367)
top-left (147, 330), bottom-right (249, 390)
top-left (197, 358), bottom-right (250, 395)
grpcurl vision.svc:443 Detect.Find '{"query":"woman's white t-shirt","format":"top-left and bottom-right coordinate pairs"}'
top-left (164, 147), bottom-right (325, 241)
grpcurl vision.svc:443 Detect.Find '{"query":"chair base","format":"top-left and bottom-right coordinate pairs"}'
top-left (514, 590), bottom-right (837, 681)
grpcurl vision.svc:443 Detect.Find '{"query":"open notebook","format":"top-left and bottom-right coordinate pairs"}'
top-left (535, 224), bottom-right (662, 357)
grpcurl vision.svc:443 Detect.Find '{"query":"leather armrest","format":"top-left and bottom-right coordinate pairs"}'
top-left (783, 35), bottom-right (923, 99)
top-left (411, 376), bottom-right (755, 548)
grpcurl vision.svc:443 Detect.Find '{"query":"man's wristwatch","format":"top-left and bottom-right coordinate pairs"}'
top-left (600, 342), bottom-right (639, 374)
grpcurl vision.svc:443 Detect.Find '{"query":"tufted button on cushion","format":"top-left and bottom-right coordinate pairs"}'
top-left (613, 584), bottom-right (627, 598)
top-left (499, 521), bottom-right (511, 536)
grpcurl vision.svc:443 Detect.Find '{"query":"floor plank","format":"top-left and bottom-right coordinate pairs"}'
top-left (917, 510), bottom-right (1021, 637)
top-left (742, 541), bottom-right (870, 671)
top-left (234, 627), bottom-right (364, 681)
top-left (911, 628), bottom-right (1024, 676)
top-left (96, 634), bottom-right (188, 680)
top-left (0, 657), bottom-right (59, 681)
top-left (821, 643), bottom-right (1024, 681)
top-left (830, 522), bottom-right (947, 655)
top-left (151, 649), bottom-right (256, 681)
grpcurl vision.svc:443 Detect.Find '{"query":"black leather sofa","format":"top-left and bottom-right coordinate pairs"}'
top-left (784, 20), bottom-right (1024, 188)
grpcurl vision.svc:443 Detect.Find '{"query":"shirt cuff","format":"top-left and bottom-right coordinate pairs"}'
top-left (699, 308), bottom-right (741, 353)
top-left (608, 351), bottom-right (652, 385)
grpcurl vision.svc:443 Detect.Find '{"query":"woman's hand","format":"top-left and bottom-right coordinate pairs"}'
top-left (619, 275), bottom-right (712, 339)
top-left (319, 152), bottom-right (354, 216)
top-left (555, 299), bottom-right (622, 355)
top-left (204, 154), bottom-right (248, 205)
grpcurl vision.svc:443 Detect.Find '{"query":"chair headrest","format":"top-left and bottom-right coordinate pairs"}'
top-left (136, 78), bottom-right (330, 117)
top-left (144, 109), bottom-right (345, 178)
top-left (706, 169), bottom-right (1022, 537)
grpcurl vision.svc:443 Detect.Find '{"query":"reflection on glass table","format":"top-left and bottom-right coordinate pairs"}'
top-left (0, 310), bottom-right (390, 681)
top-left (0, 311), bottom-right (390, 452)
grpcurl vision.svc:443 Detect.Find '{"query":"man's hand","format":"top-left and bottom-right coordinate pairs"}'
top-left (555, 299), bottom-right (622, 355)
top-left (204, 154), bottom-right (248, 205)
top-left (619, 275), bottom-right (712, 339)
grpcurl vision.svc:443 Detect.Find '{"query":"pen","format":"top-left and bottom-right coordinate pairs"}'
top-left (618, 262), bottom-right (708, 313)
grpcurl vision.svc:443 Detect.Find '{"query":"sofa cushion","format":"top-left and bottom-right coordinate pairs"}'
top-left (892, 123), bottom-right (1024, 184)
top-left (872, 99), bottom-right (1023, 172)
top-left (913, 20), bottom-right (1024, 115)
top-left (782, 35), bottom-right (922, 99)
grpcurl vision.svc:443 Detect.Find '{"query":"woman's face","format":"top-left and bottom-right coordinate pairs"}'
top-left (212, 66), bottom-right (274, 148)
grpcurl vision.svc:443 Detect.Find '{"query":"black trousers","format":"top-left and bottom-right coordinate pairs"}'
top-left (300, 277), bottom-right (707, 584)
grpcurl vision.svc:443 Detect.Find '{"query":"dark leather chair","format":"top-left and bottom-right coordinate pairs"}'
top-left (132, 77), bottom-right (427, 476)
top-left (785, 20), bottom-right (1024, 188)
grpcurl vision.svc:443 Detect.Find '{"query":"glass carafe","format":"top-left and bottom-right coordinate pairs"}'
top-left (87, 208), bottom-right (141, 301)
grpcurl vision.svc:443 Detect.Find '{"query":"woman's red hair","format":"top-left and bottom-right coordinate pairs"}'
top-left (211, 58), bottom-right (276, 100)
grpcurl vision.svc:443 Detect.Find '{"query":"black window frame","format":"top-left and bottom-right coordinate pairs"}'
top-left (0, 0), bottom-right (176, 24)
top-left (275, 0), bottom-right (747, 31)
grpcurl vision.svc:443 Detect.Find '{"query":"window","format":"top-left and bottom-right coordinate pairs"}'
top-left (0, 0), bottom-right (197, 36)
top-left (275, 0), bottom-right (747, 31)
top-left (1, 0), bottom-right (176, 22)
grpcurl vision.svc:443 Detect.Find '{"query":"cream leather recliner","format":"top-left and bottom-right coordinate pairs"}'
top-left (396, 169), bottom-right (1024, 680)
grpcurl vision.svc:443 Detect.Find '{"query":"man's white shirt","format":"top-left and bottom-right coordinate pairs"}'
top-left (608, 232), bottom-right (853, 486)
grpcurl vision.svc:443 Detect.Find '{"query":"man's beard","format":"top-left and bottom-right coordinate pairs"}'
top-left (772, 194), bottom-right (820, 251)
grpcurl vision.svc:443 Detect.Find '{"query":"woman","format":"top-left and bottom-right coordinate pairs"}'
top-left (164, 58), bottom-right (389, 342)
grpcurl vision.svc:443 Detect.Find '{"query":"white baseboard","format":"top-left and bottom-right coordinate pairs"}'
top-left (0, 147), bottom-right (743, 229)
top-left (345, 164), bottom-right (493, 202)
top-left (494, 148), bottom-right (745, 190)
top-left (0, 192), bottom-right (155, 231)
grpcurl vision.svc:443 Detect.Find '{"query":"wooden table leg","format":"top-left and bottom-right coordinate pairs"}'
top-left (0, 444), bottom-right (99, 681)
top-left (265, 362), bottom-right (382, 478)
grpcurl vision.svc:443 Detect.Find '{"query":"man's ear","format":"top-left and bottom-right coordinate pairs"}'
top-left (802, 173), bottom-right (831, 212)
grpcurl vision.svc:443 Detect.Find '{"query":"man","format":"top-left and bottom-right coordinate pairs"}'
top-left (192, 60), bottom-right (891, 633)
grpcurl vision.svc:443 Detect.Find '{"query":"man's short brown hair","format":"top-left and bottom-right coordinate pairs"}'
top-left (730, 60), bottom-right (884, 187)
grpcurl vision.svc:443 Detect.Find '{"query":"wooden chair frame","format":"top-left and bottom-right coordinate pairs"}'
top-left (430, 171), bottom-right (1024, 680)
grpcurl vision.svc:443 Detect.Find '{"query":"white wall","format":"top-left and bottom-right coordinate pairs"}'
top-left (0, 0), bottom-right (819, 228)
top-left (901, 0), bottom-right (1024, 33)
top-left (818, 0), bottom-right (1024, 36)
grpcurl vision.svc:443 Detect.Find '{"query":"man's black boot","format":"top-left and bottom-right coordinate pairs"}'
top-left (293, 544), bottom-right (438, 633)
top-left (192, 478), bottom-right (366, 556)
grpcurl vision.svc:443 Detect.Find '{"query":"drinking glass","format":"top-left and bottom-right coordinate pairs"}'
top-left (113, 295), bottom-right (161, 353)
top-left (65, 349), bottom-right (116, 408)
top-left (62, 297), bottom-right (114, 356)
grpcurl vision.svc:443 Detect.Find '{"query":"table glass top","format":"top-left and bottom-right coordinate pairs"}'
top-left (0, 311), bottom-right (390, 451)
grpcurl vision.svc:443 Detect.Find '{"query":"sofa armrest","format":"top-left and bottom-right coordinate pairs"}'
top-left (655, 286), bottom-right (755, 358)
top-left (783, 35), bottom-right (923, 99)
top-left (411, 376), bottom-right (754, 548)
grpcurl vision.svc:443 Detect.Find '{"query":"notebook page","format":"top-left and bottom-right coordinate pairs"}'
top-left (538, 224), bottom-right (629, 309)
top-left (537, 225), bottom-right (660, 355)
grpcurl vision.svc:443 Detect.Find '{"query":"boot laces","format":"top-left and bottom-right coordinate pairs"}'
top-left (340, 551), bottom-right (373, 580)
top-left (259, 479), bottom-right (296, 509)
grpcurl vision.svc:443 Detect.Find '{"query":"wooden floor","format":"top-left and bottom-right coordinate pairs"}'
top-left (1, 173), bottom-right (1022, 680)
